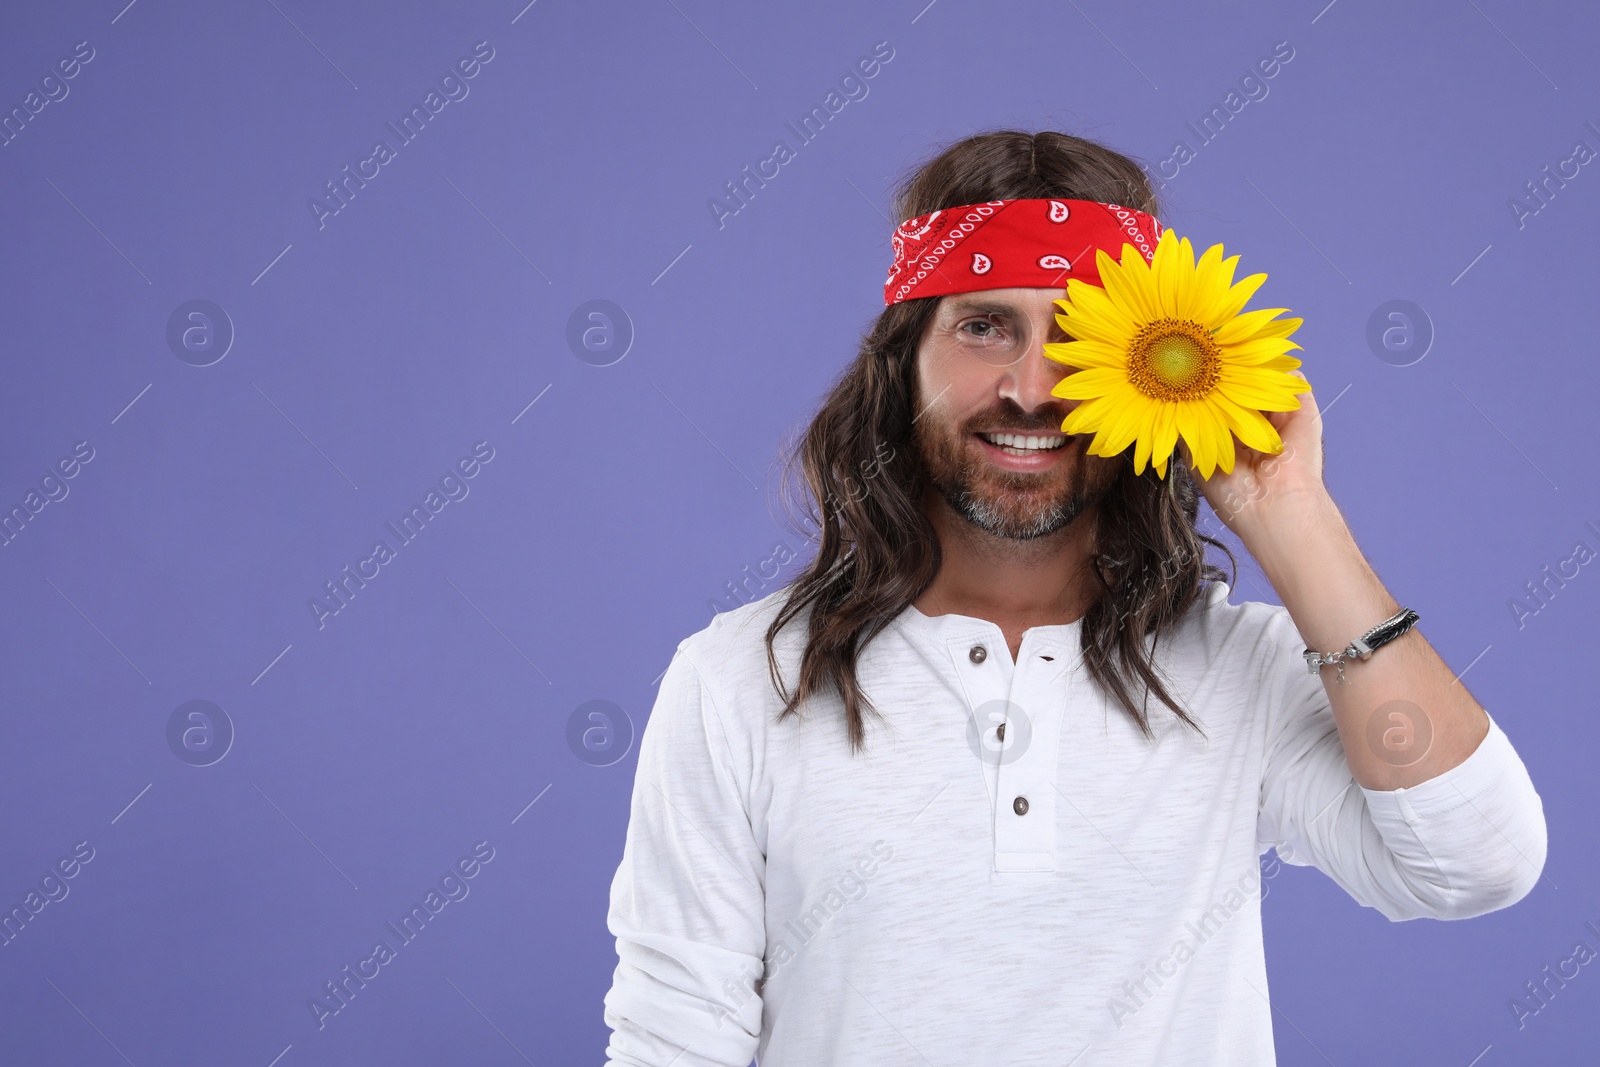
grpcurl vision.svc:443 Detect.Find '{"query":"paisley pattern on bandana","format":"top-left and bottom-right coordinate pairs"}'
top-left (883, 198), bottom-right (1163, 305)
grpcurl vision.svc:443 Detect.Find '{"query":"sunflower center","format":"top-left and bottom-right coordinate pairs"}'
top-left (1125, 319), bottom-right (1223, 402)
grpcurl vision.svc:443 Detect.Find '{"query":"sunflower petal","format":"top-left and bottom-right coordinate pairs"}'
top-left (1178, 404), bottom-right (1212, 479)
top-left (1211, 392), bottom-right (1284, 453)
top-left (1132, 406), bottom-right (1155, 474)
top-left (1150, 402), bottom-right (1180, 474)
top-left (1053, 366), bottom-right (1128, 399)
top-left (1119, 239), bottom-right (1153, 277)
top-left (1191, 244), bottom-right (1234, 305)
top-left (1172, 401), bottom-right (1197, 449)
top-left (1206, 271), bottom-right (1268, 326)
top-left (1092, 388), bottom-right (1148, 456)
top-left (1176, 235), bottom-right (1197, 270)
top-left (1215, 252), bottom-right (1242, 291)
top-left (1248, 315), bottom-right (1303, 341)
top-left (1151, 231), bottom-right (1182, 317)
top-left (1085, 410), bottom-right (1130, 458)
top-left (1216, 366), bottom-right (1309, 407)
top-left (1096, 246), bottom-right (1159, 324)
top-left (1044, 339), bottom-right (1127, 370)
top-left (1053, 299), bottom-right (1136, 346)
top-left (1210, 306), bottom-right (1294, 347)
top-left (1218, 337), bottom-right (1303, 365)
top-left (1172, 236), bottom-right (1199, 318)
top-left (1125, 242), bottom-right (1167, 321)
top-left (1204, 404), bottom-right (1237, 475)
top-left (1061, 394), bottom-right (1115, 436)
top-left (1247, 355), bottom-right (1309, 378)
top-left (1058, 279), bottom-right (1140, 338)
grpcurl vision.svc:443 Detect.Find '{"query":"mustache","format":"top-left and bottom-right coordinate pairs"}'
top-left (966, 420), bottom-right (1075, 435)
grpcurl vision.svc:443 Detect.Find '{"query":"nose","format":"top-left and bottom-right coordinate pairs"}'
top-left (997, 311), bottom-right (1074, 416)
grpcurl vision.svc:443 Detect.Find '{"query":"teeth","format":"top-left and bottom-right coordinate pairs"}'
top-left (980, 432), bottom-right (1068, 451)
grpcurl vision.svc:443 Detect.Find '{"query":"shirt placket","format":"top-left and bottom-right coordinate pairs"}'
top-left (948, 630), bottom-right (1070, 873)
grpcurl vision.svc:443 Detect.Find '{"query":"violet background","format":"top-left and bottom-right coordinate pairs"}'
top-left (0, 0), bottom-right (1594, 1064)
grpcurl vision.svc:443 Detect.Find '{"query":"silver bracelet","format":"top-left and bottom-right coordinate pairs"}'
top-left (1302, 607), bottom-right (1420, 686)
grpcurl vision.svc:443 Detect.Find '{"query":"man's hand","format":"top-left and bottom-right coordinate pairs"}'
top-left (1176, 370), bottom-right (1327, 535)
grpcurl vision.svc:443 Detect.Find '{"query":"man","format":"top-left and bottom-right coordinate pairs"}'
top-left (602, 130), bottom-right (1546, 1065)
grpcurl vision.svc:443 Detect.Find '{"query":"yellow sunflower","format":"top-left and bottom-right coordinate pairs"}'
top-left (1043, 228), bottom-right (1311, 480)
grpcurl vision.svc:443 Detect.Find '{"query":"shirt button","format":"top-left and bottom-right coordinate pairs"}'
top-left (1013, 795), bottom-right (1029, 816)
top-left (969, 644), bottom-right (987, 664)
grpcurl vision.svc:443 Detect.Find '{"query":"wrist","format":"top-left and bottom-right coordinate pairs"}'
top-left (1230, 483), bottom-right (1341, 558)
top-left (1244, 492), bottom-right (1399, 651)
top-left (1241, 489), bottom-right (1356, 598)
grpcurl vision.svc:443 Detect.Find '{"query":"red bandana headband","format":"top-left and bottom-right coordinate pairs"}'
top-left (883, 198), bottom-right (1164, 305)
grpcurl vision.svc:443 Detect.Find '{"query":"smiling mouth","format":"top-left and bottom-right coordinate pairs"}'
top-left (976, 431), bottom-right (1074, 457)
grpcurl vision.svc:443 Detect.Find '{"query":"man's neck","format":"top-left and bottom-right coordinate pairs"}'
top-left (912, 493), bottom-right (1102, 628)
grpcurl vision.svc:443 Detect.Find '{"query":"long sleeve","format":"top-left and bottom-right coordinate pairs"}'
top-left (1254, 607), bottom-right (1548, 921)
top-left (603, 642), bottom-right (767, 1065)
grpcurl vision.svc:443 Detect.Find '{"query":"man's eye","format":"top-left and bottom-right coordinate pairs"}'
top-left (962, 320), bottom-right (1005, 341)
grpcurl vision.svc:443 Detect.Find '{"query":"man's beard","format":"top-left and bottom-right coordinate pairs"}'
top-left (913, 412), bottom-right (1114, 541)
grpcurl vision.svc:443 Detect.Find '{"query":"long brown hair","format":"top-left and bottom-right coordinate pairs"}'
top-left (766, 129), bottom-right (1236, 754)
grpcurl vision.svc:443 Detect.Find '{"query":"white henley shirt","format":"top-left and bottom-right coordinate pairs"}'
top-left (603, 580), bottom-right (1547, 1065)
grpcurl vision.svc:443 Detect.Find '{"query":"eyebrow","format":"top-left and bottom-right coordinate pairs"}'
top-left (942, 299), bottom-right (1020, 318)
top-left (941, 298), bottom-right (1074, 336)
